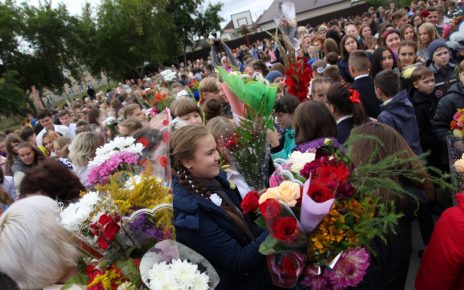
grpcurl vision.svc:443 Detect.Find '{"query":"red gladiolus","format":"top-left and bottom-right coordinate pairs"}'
top-left (272, 217), bottom-right (299, 242)
top-left (259, 198), bottom-right (282, 220)
top-left (241, 191), bottom-right (260, 214)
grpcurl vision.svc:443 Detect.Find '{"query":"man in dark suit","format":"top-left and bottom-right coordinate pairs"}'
top-left (349, 50), bottom-right (382, 118)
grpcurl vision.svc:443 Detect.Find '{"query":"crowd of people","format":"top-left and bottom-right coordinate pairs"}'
top-left (0, 0), bottom-right (464, 289)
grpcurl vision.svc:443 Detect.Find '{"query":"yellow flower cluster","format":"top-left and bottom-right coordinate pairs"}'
top-left (87, 267), bottom-right (126, 289)
top-left (307, 199), bottom-right (365, 262)
top-left (97, 167), bottom-right (172, 216)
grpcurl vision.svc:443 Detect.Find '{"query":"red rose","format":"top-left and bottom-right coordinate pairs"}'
top-left (272, 217), bottom-right (299, 242)
top-left (307, 181), bottom-right (334, 203)
top-left (90, 213), bottom-right (121, 250)
top-left (259, 198), bottom-right (282, 220)
top-left (241, 191), bottom-right (260, 214)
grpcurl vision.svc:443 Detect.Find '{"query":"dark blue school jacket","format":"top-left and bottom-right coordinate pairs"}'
top-left (378, 90), bottom-right (423, 155)
top-left (173, 174), bottom-right (270, 290)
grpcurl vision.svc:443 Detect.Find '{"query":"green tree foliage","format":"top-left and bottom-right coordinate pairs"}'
top-left (166, 0), bottom-right (224, 61)
top-left (0, 0), bottom-right (224, 116)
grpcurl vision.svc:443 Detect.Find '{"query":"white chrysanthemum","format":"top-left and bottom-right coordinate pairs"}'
top-left (146, 259), bottom-right (209, 290)
top-left (88, 137), bottom-right (144, 167)
top-left (287, 151), bottom-right (315, 174)
top-left (60, 191), bottom-right (100, 232)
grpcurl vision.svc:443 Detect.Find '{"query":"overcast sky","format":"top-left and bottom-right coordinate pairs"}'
top-left (26, 0), bottom-right (274, 27)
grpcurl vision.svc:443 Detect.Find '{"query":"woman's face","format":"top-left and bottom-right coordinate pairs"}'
top-left (381, 50), bottom-right (394, 70)
top-left (182, 134), bottom-right (220, 179)
top-left (54, 141), bottom-right (63, 158)
top-left (414, 16), bottom-right (423, 27)
top-left (344, 37), bottom-right (358, 54)
top-left (10, 142), bottom-right (19, 154)
top-left (385, 33), bottom-right (400, 52)
top-left (419, 28), bottom-right (430, 44)
top-left (44, 138), bottom-right (55, 154)
top-left (399, 46), bottom-right (416, 67)
top-left (403, 27), bottom-right (415, 41)
top-left (18, 147), bottom-right (35, 165)
top-left (362, 26), bottom-right (372, 38)
top-left (179, 111), bottom-right (202, 126)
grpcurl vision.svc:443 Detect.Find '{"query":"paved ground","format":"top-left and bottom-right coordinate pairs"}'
top-left (405, 220), bottom-right (424, 290)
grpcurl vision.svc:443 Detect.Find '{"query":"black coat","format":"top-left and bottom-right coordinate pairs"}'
top-left (173, 174), bottom-right (270, 290)
top-left (409, 89), bottom-right (440, 165)
top-left (429, 62), bottom-right (458, 100)
top-left (378, 90), bottom-right (423, 155)
top-left (352, 76), bottom-right (382, 118)
top-left (354, 181), bottom-right (425, 290)
top-left (432, 82), bottom-right (464, 167)
top-left (336, 116), bottom-right (355, 145)
top-left (432, 82), bottom-right (464, 142)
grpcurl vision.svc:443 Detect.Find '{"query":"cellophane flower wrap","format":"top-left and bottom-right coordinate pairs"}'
top-left (218, 67), bottom-right (276, 190)
top-left (60, 162), bottom-right (176, 288)
top-left (241, 141), bottom-right (403, 289)
top-left (140, 240), bottom-right (220, 290)
top-left (271, 8), bottom-right (312, 103)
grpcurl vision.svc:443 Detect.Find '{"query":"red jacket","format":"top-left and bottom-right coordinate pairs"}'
top-left (416, 193), bottom-right (464, 290)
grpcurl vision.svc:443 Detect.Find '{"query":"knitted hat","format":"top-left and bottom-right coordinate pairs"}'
top-left (428, 39), bottom-right (448, 59)
top-left (265, 70), bottom-right (283, 83)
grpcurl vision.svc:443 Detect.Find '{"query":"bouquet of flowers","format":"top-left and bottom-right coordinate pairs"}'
top-left (240, 141), bottom-right (403, 289)
top-left (142, 89), bottom-right (172, 115)
top-left (218, 67), bottom-right (277, 190)
top-left (271, 3), bottom-right (312, 102)
top-left (60, 167), bottom-right (175, 289)
top-left (450, 108), bottom-right (464, 137)
top-left (86, 137), bottom-right (145, 187)
top-left (140, 240), bottom-right (220, 290)
top-left (103, 116), bottom-right (119, 138)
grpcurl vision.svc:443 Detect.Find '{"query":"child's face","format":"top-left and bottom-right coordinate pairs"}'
top-left (399, 46), bottom-right (416, 67)
top-left (182, 134), bottom-right (220, 179)
top-left (275, 112), bottom-right (292, 129)
top-left (179, 111), bottom-right (202, 126)
top-left (413, 75), bottom-right (435, 95)
top-left (312, 83), bottom-right (330, 103)
top-left (432, 47), bottom-right (450, 68)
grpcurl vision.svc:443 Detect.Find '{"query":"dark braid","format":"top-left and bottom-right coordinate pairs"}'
top-left (174, 163), bottom-right (255, 240)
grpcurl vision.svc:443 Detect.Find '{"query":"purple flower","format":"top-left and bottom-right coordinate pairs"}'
top-left (325, 248), bottom-right (370, 289)
top-left (300, 265), bottom-right (330, 290)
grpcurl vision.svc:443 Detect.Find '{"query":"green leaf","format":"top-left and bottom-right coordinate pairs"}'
top-left (259, 235), bottom-right (280, 255)
top-left (60, 273), bottom-right (88, 290)
top-left (255, 216), bottom-right (267, 229)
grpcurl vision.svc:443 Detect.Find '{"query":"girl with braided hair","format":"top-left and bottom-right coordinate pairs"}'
top-left (170, 125), bottom-right (271, 290)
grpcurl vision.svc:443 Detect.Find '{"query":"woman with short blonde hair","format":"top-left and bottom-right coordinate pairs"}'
top-left (0, 195), bottom-right (80, 289)
top-left (68, 132), bottom-right (104, 186)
